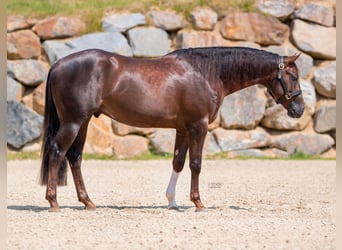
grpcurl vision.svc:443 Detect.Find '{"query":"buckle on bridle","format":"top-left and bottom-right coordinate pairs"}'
top-left (278, 62), bottom-right (285, 70)
top-left (285, 92), bottom-right (292, 100)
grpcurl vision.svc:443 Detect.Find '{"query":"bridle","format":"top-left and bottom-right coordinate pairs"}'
top-left (267, 56), bottom-right (302, 104)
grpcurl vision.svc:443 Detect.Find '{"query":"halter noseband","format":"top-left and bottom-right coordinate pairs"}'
top-left (267, 56), bottom-right (302, 104)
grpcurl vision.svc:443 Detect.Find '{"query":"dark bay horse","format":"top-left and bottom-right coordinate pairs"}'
top-left (40, 46), bottom-right (304, 212)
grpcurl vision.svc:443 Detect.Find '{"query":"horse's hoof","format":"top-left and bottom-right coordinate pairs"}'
top-left (48, 207), bottom-right (61, 212)
top-left (195, 207), bottom-right (207, 212)
top-left (85, 205), bottom-right (96, 211)
top-left (167, 205), bottom-right (179, 210)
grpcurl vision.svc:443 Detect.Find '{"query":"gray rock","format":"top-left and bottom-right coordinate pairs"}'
top-left (314, 103), bottom-right (336, 133)
top-left (291, 19), bottom-right (336, 59)
top-left (204, 132), bottom-right (221, 155)
top-left (7, 60), bottom-right (47, 86)
top-left (42, 40), bottom-right (74, 65)
top-left (43, 32), bottom-right (133, 64)
top-left (257, 0), bottom-right (295, 21)
top-left (149, 11), bottom-right (184, 31)
top-left (213, 127), bottom-right (271, 152)
top-left (220, 86), bottom-right (267, 129)
top-left (272, 131), bottom-right (335, 155)
top-left (294, 3), bottom-right (334, 27)
top-left (102, 13), bottom-right (146, 33)
top-left (7, 76), bottom-right (24, 101)
top-left (66, 32), bottom-right (132, 56)
top-left (128, 27), bottom-right (170, 57)
top-left (266, 42), bottom-right (313, 79)
top-left (150, 129), bottom-right (176, 155)
top-left (7, 100), bottom-right (43, 149)
top-left (261, 104), bottom-right (312, 131)
top-left (300, 80), bottom-right (317, 115)
top-left (313, 61), bottom-right (336, 98)
top-left (190, 8), bottom-right (218, 31)
top-left (228, 149), bottom-right (267, 158)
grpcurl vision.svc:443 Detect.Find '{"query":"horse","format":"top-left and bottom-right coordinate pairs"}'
top-left (40, 46), bottom-right (304, 212)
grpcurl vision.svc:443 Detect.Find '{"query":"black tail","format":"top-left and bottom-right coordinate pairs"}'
top-left (39, 69), bottom-right (68, 186)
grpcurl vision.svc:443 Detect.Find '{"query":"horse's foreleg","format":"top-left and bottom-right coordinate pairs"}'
top-left (187, 120), bottom-right (208, 211)
top-left (46, 123), bottom-right (81, 212)
top-left (166, 130), bottom-right (188, 209)
top-left (66, 119), bottom-right (96, 210)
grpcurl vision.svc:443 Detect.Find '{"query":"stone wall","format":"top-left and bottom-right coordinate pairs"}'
top-left (7, 0), bottom-right (336, 158)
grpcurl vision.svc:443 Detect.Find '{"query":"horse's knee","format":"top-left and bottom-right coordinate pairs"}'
top-left (49, 143), bottom-right (65, 162)
top-left (190, 159), bottom-right (201, 174)
top-left (173, 157), bottom-right (185, 172)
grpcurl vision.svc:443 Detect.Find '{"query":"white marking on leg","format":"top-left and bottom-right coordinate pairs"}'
top-left (166, 170), bottom-right (179, 209)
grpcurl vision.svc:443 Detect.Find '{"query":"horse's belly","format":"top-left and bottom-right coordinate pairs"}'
top-left (100, 96), bottom-right (179, 128)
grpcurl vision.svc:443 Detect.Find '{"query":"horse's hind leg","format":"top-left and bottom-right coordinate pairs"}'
top-left (166, 130), bottom-right (188, 209)
top-left (66, 119), bottom-right (96, 210)
top-left (46, 122), bottom-right (81, 212)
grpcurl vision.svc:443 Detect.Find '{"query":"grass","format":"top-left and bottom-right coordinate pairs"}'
top-left (7, 150), bottom-right (335, 161)
top-left (7, 0), bottom-right (257, 33)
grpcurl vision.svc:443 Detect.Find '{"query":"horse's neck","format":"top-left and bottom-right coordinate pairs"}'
top-left (219, 59), bottom-right (274, 96)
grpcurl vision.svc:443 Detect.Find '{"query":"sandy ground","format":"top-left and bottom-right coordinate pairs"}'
top-left (7, 160), bottom-right (335, 249)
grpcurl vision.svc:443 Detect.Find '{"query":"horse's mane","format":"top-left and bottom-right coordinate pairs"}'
top-left (169, 47), bottom-right (280, 84)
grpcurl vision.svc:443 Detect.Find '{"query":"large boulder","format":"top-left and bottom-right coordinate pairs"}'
top-left (7, 100), bottom-right (43, 149)
top-left (219, 12), bottom-right (289, 46)
top-left (149, 10), bottom-right (184, 31)
top-left (190, 8), bottom-right (218, 31)
top-left (213, 127), bottom-right (271, 152)
top-left (150, 129), bottom-right (175, 155)
top-left (261, 105), bottom-right (311, 131)
top-left (314, 102), bottom-right (336, 133)
top-left (102, 13), bottom-right (146, 33)
top-left (313, 61), bottom-right (336, 98)
top-left (42, 32), bottom-right (132, 64)
top-left (7, 15), bottom-right (32, 32)
top-left (112, 135), bottom-right (149, 159)
top-left (85, 116), bottom-right (116, 156)
top-left (32, 16), bottom-right (86, 40)
top-left (272, 131), bottom-right (335, 155)
top-left (7, 76), bottom-right (24, 101)
top-left (7, 30), bottom-right (41, 59)
top-left (257, 0), bottom-right (295, 21)
top-left (7, 60), bottom-right (47, 87)
top-left (291, 19), bottom-right (336, 59)
top-left (294, 3), bottom-right (335, 27)
top-left (128, 27), bottom-right (170, 57)
top-left (220, 86), bottom-right (267, 130)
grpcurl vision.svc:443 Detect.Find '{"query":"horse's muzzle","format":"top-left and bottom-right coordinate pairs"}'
top-left (287, 102), bottom-right (304, 118)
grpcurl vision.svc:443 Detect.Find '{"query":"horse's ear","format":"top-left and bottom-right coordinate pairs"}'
top-left (285, 53), bottom-right (301, 63)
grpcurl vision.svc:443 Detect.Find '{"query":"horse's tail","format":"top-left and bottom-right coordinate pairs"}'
top-left (39, 69), bottom-right (68, 186)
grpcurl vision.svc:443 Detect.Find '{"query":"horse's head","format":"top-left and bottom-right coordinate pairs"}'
top-left (267, 53), bottom-right (304, 118)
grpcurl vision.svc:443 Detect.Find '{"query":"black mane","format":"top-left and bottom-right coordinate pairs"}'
top-left (170, 46), bottom-right (280, 84)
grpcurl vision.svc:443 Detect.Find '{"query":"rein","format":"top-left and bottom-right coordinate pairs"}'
top-left (267, 57), bottom-right (302, 104)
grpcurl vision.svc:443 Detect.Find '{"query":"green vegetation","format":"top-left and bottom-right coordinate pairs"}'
top-left (7, 0), bottom-right (257, 32)
top-left (7, 150), bottom-right (335, 161)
